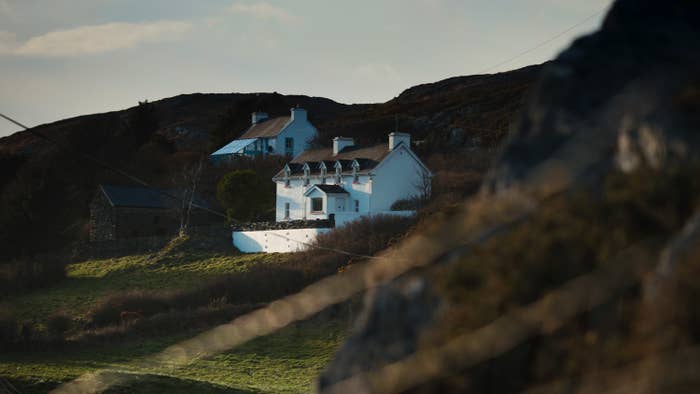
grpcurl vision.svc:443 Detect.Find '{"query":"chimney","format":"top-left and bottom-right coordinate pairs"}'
top-left (389, 132), bottom-right (411, 151)
top-left (290, 106), bottom-right (307, 122)
top-left (251, 112), bottom-right (268, 125)
top-left (333, 137), bottom-right (354, 155)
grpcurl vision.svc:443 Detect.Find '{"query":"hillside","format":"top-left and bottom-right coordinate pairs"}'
top-left (0, 63), bottom-right (543, 260)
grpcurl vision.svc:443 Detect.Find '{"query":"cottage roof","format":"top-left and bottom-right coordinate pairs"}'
top-left (99, 185), bottom-right (208, 209)
top-left (273, 143), bottom-right (389, 179)
top-left (304, 184), bottom-right (349, 196)
top-left (211, 138), bottom-right (257, 156)
top-left (239, 116), bottom-right (291, 139)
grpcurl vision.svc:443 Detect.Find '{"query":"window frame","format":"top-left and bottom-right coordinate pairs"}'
top-left (310, 197), bottom-right (324, 213)
top-left (284, 137), bottom-right (294, 156)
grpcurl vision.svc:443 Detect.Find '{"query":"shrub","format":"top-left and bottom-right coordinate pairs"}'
top-left (46, 312), bottom-right (72, 339)
top-left (87, 291), bottom-right (171, 327)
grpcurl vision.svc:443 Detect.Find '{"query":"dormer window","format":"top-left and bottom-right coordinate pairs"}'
top-left (351, 160), bottom-right (360, 183)
top-left (283, 165), bottom-right (291, 188)
top-left (319, 162), bottom-right (327, 184)
top-left (334, 161), bottom-right (343, 184)
top-left (302, 163), bottom-right (310, 186)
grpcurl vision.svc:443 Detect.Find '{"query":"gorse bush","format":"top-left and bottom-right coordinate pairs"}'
top-left (87, 291), bottom-right (172, 327)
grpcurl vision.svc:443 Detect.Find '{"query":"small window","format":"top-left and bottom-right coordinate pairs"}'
top-left (311, 197), bottom-right (323, 213)
top-left (354, 200), bottom-right (359, 212)
top-left (352, 160), bottom-right (360, 183)
top-left (284, 177), bottom-right (290, 188)
top-left (284, 202), bottom-right (290, 219)
top-left (303, 164), bottom-right (310, 186)
top-left (285, 137), bottom-right (294, 156)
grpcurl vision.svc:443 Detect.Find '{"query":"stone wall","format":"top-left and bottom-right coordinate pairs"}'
top-left (231, 219), bottom-right (333, 232)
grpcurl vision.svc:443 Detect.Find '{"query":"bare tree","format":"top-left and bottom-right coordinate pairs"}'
top-left (175, 157), bottom-right (204, 237)
top-left (413, 168), bottom-right (432, 208)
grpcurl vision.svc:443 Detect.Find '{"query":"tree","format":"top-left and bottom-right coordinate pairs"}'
top-left (174, 157), bottom-right (205, 236)
top-left (217, 170), bottom-right (274, 222)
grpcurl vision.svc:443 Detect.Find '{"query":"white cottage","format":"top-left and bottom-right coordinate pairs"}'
top-left (272, 132), bottom-right (431, 227)
top-left (232, 132), bottom-right (431, 253)
top-left (211, 107), bottom-right (318, 161)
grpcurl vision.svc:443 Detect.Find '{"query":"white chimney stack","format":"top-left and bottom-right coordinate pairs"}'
top-left (290, 107), bottom-right (307, 122)
top-left (251, 112), bottom-right (268, 124)
top-left (389, 132), bottom-right (411, 151)
top-left (333, 137), bottom-right (354, 155)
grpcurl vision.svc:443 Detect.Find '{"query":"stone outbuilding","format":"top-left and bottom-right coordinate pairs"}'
top-left (89, 184), bottom-right (217, 241)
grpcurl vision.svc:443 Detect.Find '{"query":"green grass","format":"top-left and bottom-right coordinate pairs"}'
top-left (5, 249), bottom-right (284, 324)
top-left (0, 321), bottom-right (346, 393)
top-left (1, 237), bottom-right (346, 393)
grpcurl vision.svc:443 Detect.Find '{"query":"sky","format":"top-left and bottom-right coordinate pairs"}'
top-left (0, 0), bottom-right (614, 138)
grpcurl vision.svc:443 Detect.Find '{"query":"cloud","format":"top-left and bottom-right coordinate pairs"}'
top-left (228, 2), bottom-right (298, 23)
top-left (0, 20), bottom-right (192, 57)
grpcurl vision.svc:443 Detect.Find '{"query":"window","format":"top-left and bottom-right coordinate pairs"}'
top-left (311, 197), bottom-right (323, 213)
top-left (283, 165), bottom-right (291, 187)
top-left (334, 161), bottom-right (342, 184)
top-left (285, 137), bottom-right (294, 156)
top-left (303, 163), bottom-right (310, 186)
top-left (284, 202), bottom-right (290, 219)
top-left (352, 160), bottom-right (360, 183)
top-left (354, 200), bottom-right (359, 212)
top-left (319, 163), bottom-right (327, 184)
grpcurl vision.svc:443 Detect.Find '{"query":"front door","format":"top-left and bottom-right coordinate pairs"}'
top-left (336, 198), bottom-right (346, 212)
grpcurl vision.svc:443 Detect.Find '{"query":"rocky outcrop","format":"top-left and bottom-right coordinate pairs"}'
top-left (318, 276), bottom-right (439, 392)
top-left (320, 1), bottom-right (700, 392)
top-left (484, 0), bottom-right (700, 193)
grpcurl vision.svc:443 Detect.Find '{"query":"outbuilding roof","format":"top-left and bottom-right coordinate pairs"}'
top-left (99, 185), bottom-right (208, 209)
top-left (239, 116), bottom-right (291, 139)
top-left (210, 138), bottom-right (257, 156)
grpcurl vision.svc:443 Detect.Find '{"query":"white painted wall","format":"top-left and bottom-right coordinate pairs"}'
top-left (274, 109), bottom-right (317, 158)
top-left (275, 174), bottom-right (372, 222)
top-left (233, 228), bottom-right (331, 253)
top-left (370, 145), bottom-right (429, 211)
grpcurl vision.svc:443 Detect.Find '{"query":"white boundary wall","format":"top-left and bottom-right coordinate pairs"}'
top-left (233, 211), bottom-right (416, 254)
top-left (233, 228), bottom-right (331, 253)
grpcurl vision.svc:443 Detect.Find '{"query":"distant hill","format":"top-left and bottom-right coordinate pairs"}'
top-left (0, 63), bottom-right (544, 258)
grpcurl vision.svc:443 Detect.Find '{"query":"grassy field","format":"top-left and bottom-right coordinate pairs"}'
top-left (5, 244), bottom-right (283, 325)
top-left (1, 237), bottom-right (347, 393)
top-left (0, 321), bottom-right (345, 393)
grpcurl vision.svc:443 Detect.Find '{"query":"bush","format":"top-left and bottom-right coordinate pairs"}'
top-left (87, 291), bottom-right (171, 327)
top-left (46, 312), bottom-right (72, 339)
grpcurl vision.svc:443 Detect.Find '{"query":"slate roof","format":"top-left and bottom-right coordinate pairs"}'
top-left (210, 138), bottom-right (257, 156)
top-left (273, 143), bottom-right (390, 179)
top-left (306, 184), bottom-right (349, 195)
top-left (239, 116), bottom-right (291, 139)
top-left (99, 185), bottom-right (208, 209)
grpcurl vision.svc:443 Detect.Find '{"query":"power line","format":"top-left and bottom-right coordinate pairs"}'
top-left (0, 112), bottom-right (226, 219)
top-left (477, 6), bottom-right (608, 74)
